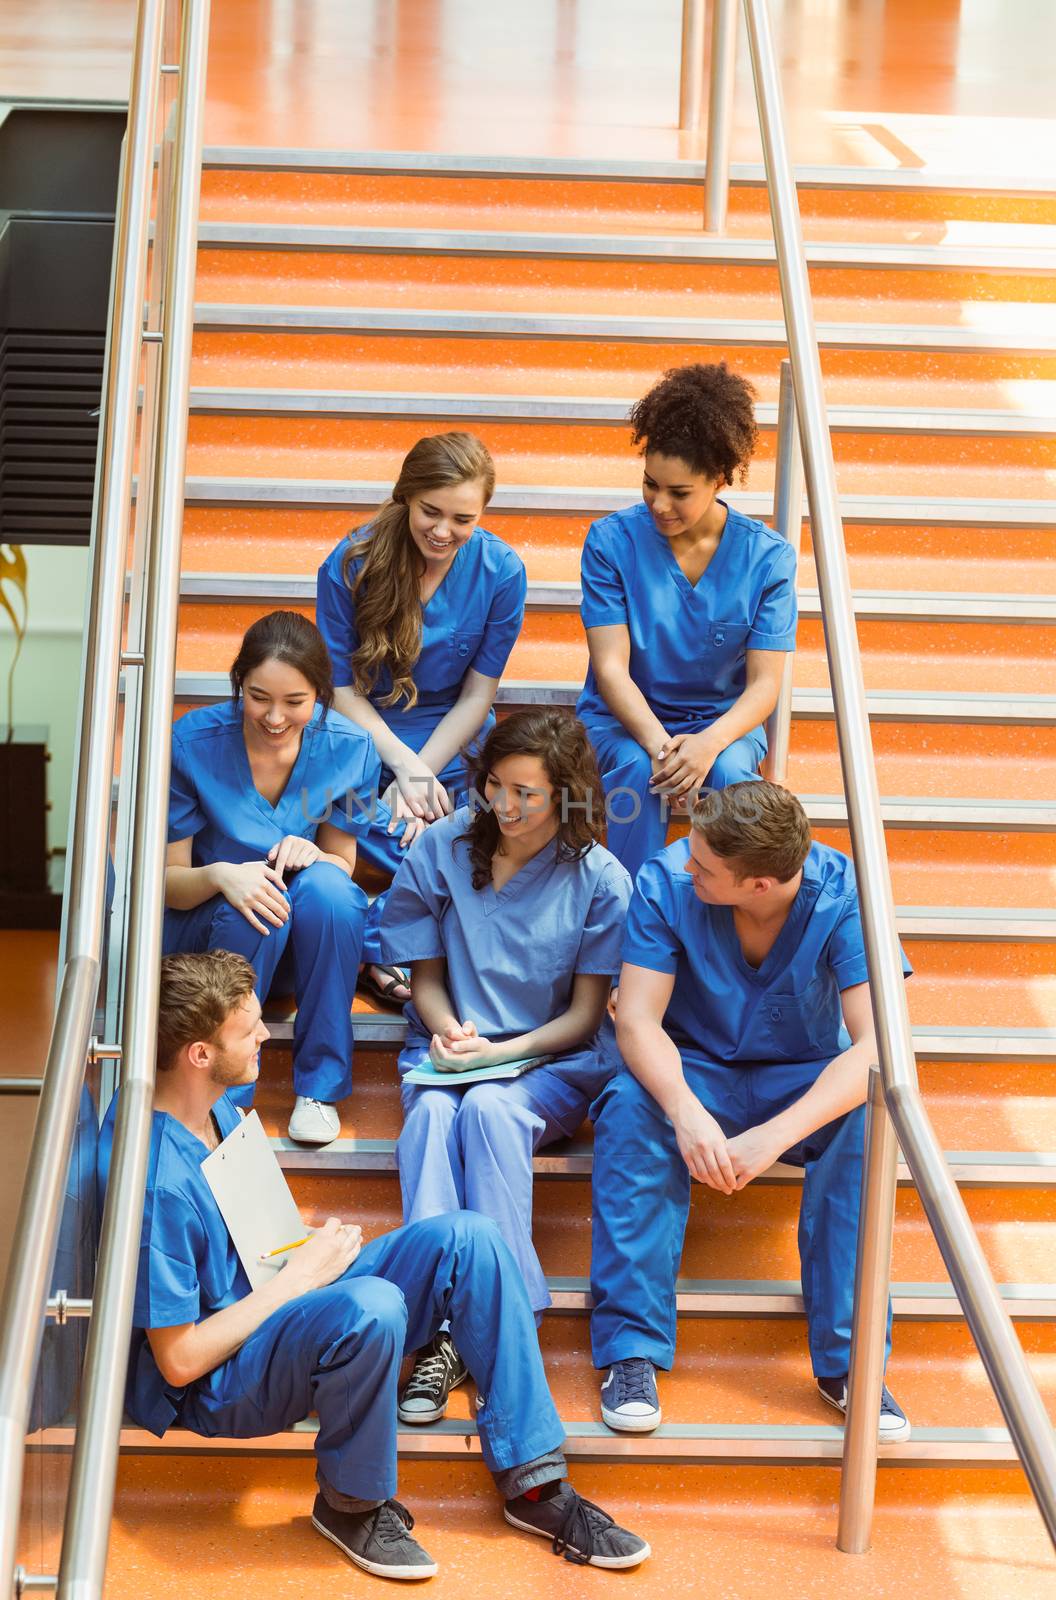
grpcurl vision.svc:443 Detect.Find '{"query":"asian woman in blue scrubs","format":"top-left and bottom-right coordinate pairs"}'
top-left (163, 610), bottom-right (380, 1147)
top-left (316, 432), bottom-right (527, 1005)
top-left (577, 363), bottom-right (798, 879)
top-left (378, 709), bottom-right (631, 1424)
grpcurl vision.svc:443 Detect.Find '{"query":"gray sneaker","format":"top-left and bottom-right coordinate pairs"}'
top-left (311, 1494), bottom-right (438, 1580)
top-left (504, 1482), bottom-right (651, 1569)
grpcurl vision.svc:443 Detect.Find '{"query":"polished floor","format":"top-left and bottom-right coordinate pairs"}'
top-left (3, 1), bottom-right (1056, 173)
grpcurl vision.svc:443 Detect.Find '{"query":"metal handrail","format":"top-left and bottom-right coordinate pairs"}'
top-left (736, 0), bottom-right (1056, 1553)
top-left (56, 1), bottom-right (211, 1593)
top-left (0, 0), bottom-right (166, 1588)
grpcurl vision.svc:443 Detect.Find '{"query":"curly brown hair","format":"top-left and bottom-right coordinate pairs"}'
top-left (459, 709), bottom-right (605, 890)
top-left (628, 362), bottom-right (758, 485)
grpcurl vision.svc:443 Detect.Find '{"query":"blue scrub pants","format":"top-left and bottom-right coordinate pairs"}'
top-left (357, 718), bottom-right (488, 965)
top-left (177, 1212), bottom-right (566, 1503)
top-left (163, 862), bottom-right (366, 1104)
top-left (589, 1055), bottom-right (892, 1379)
top-left (580, 711), bottom-right (765, 880)
top-left (397, 1053), bottom-right (604, 1314)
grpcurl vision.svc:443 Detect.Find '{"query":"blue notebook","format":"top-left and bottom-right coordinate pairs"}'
top-left (403, 1055), bottom-right (552, 1088)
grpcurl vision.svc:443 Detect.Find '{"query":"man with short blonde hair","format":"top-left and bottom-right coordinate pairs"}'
top-left (589, 782), bottom-right (911, 1440)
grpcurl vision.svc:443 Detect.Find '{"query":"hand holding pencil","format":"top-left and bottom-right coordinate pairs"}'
top-left (260, 1217), bottom-right (362, 1289)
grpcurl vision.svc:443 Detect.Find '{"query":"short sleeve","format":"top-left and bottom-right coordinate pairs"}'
top-left (168, 728), bottom-right (206, 843)
top-left (826, 893), bottom-right (913, 992)
top-left (316, 543), bottom-right (361, 688)
top-left (580, 521), bottom-right (629, 629)
top-left (469, 550), bottom-right (527, 679)
top-left (327, 730), bottom-right (385, 840)
top-left (135, 1187), bottom-right (202, 1329)
top-left (574, 861), bottom-right (632, 976)
top-left (748, 539), bottom-right (798, 651)
top-left (621, 858), bottom-right (683, 976)
top-left (378, 829), bottom-right (450, 963)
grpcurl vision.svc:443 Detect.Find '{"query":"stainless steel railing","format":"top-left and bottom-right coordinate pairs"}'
top-left (56, 0), bottom-right (211, 1592)
top-left (698, 0), bottom-right (1056, 1553)
top-left (0, 0), bottom-right (167, 1589)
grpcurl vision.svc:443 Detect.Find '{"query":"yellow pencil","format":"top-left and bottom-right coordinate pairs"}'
top-left (258, 1235), bottom-right (311, 1260)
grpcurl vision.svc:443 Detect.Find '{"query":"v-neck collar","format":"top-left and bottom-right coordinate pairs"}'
top-left (420, 528), bottom-right (476, 611)
top-left (717, 871), bottom-right (818, 986)
top-left (653, 499), bottom-right (736, 599)
top-left (238, 704), bottom-right (318, 820)
top-left (480, 832), bottom-right (559, 916)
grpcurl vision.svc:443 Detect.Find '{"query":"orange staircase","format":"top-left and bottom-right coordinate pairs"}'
top-left (95, 152), bottom-right (1056, 1593)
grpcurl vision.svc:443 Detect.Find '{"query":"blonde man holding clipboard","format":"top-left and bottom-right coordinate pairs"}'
top-left (97, 950), bottom-right (649, 1579)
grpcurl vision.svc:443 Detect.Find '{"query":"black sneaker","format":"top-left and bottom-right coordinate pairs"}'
top-left (504, 1481), bottom-right (651, 1569)
top-left (397, 1330), bottom-right (469, 1424)
top-left (311, 1494), bottom-right (438, 1580)
top-left (599, 1357), bottom-right (661, 1432)
top-left (816, 1374), bottom-right (912, 1442)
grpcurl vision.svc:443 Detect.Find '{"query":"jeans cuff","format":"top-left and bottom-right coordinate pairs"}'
top-left (492, 1448), bottom-right (567, 1502)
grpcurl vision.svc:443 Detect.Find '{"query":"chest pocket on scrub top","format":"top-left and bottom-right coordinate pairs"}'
top-left (450, 630), bottom-right (478, 668)
top-left (756, 975), bottom-right (830, 1062)
top-left (704, 622), bottom-right (751, 680)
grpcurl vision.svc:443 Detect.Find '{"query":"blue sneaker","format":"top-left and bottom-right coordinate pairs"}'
top-left (816, 1374), bottom-right (912, 1442)
top-left (599, 1358), bottom-right (661, 1433)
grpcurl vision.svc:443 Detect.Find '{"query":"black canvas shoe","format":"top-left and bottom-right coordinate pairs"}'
top-left (816, 1374), bottom-right (912, 1441)
top-left (311, 1494), bottom-right (438, 1580)
top-left (504, 1481), bottom-right (651, 1569)
top-left (397, 1330), bottom-right (469, 1424)
top-left (599, 1357), bottom-right (662, 1432)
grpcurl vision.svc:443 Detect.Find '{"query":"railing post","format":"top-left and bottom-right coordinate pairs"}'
top-left (704, 0), bottom-right (738, 232)
top-left (762, 358), bottom-right (802, 784)
top-left (679, 0), bottom-right (706, 130)
top-left (837, 1066), bottom-right (899, 1552)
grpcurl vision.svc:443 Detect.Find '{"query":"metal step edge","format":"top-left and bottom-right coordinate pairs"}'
top-left (261, 1017), bottom-right (1056, 1058)
top-left (180, 478), bottom-right (1056, 529)
top-left (272, 1137), bottom-right (1056, 1188)
top-left (191, 304), bottom-right (1056, 356)
top-left (165, 669), bottom-right (1056, 726)
top-left (544, 1278), bottom-right (1056, 1320)
top-left (197, 148), bottom-right (1056, 199)
top-left (196, 148), bottom-right (1056, 202)
top-left (29, 1422), bottom-right (1044, 1467)
top-left (176, 572), bottom-right (1056, 627)
top-left (196, 222), bottom-right (1056, 275)
top-left (187, 387), bottom-right (1056, 437)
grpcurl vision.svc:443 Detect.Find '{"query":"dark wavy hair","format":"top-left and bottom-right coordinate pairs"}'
top-left (629, 361), bottom-right (758, 485)
top-left (229, 610), bottom-right (335, 715)
top-left (459, 709), bottom-right (605, 890)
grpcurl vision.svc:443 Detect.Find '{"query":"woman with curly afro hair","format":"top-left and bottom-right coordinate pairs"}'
top-left (575, 362), bottom-right (797, 877)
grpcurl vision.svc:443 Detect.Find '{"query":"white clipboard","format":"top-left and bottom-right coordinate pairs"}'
top-left (200, 1110), bottom-right (305, 1290)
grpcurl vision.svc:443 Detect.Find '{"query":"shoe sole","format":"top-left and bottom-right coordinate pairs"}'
top-left (312, 1514), bottom-right (439, 1580)
top-left (503, 1509), bottom-right (651, 1569)
top-left (600, 1400), bottom-right (662, 1434)
top-left (397, 1367), bottom-right (470, 1426)
top-left (816, 1385), bottom-right (913, 1443)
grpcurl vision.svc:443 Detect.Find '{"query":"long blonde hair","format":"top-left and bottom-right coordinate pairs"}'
top-left (341, 432), bottom-right (496, 709)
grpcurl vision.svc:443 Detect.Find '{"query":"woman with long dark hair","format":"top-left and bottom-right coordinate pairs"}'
top-left (377, 708), bottom-right (630, 1423)
top-left (163, 610), bottom-right (378, 1145)
top-left (316, 431), bottom-right (527, 1004)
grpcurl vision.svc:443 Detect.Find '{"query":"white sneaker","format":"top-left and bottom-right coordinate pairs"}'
top-left (287, 1096), bottom-right (340, 1145)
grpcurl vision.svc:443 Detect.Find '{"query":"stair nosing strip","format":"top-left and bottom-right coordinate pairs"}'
top-left (196, 222), bottom-right (1056, 275)
top-left (199, 147), bottom-right (1056, 198)
top-left (191, 303), bottom-right (1056, 355)
top-left (187, 387), bottom-right (1056, 437)
top-left (175, 572), bottom-right (1056, 625)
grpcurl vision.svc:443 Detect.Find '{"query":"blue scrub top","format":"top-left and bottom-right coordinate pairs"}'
top-left (622, 838), bottom-right (912, 1065)
top-left (576, 499), bottom-right (797, 732)
top-left (168, 699), bottom-right (383, 866)
top-left (378, 807), bottom-right (631, 1046)
top-left (315, 526), bottom-right (527, 723)
top-left (97, 1090), bottom-right (249, 1434)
